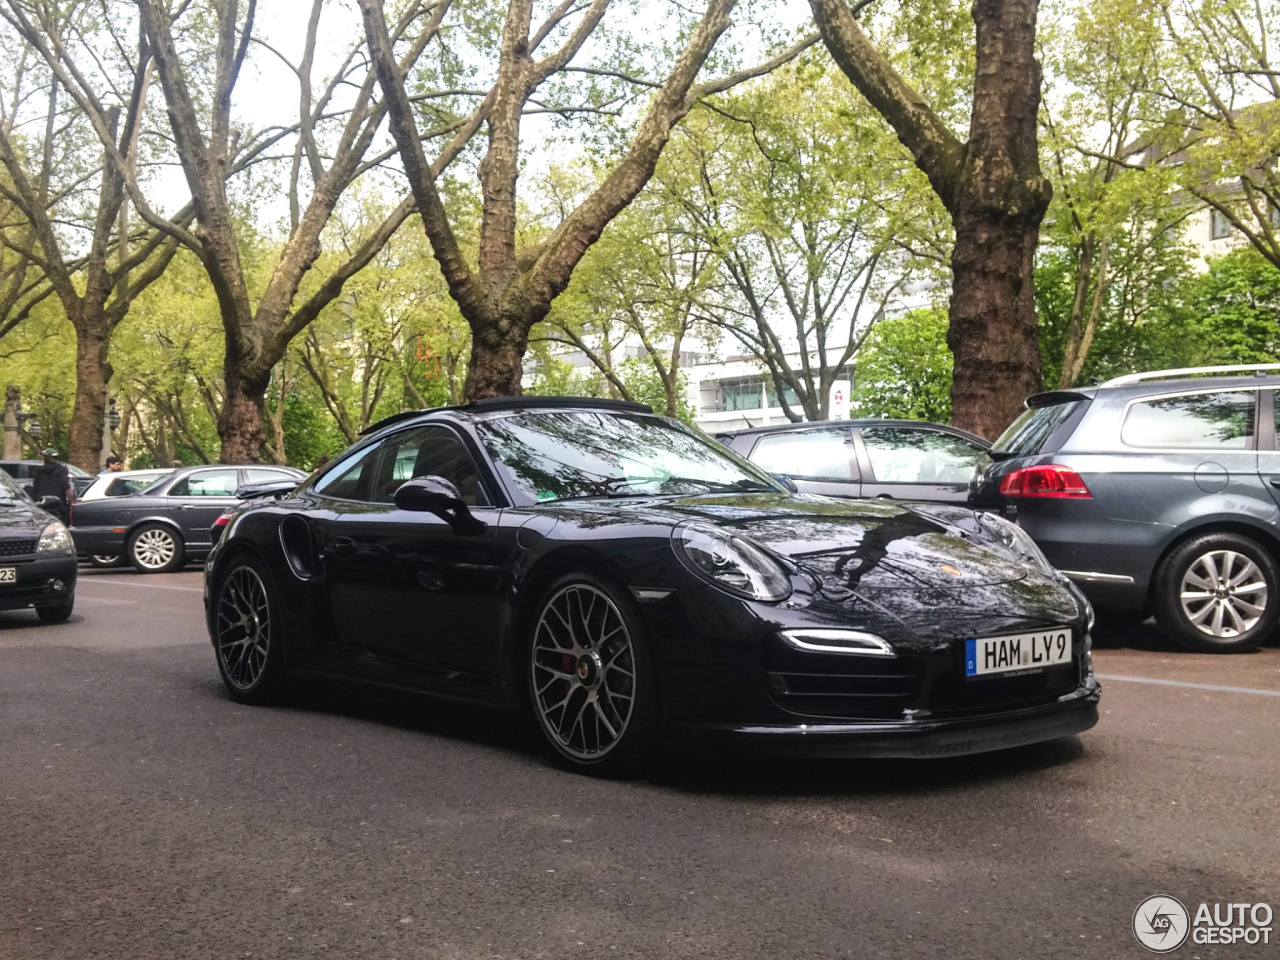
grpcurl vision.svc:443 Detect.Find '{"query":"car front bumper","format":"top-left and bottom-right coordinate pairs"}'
top-left (69, 524), bottom-right (128, 556)
top-left (667, 678), bottom-right (1101, 759)
top-left (0, 554), bottom-right (78, 610)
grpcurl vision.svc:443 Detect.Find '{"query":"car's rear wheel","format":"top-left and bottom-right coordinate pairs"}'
top-left (528, 575), bottom-right (656, 777)
top-left (36, 598), bottom-right (74, 624)
top-left (214, 557), bottom-right (287, 704)
top-left (88, 554), bottom-right (122, 569)
top-left (128, 524), bottom-right (184, 574)
top-left (1153, 533), bottom-right (1280, 652)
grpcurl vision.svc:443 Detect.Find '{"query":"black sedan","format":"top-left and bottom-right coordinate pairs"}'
top-left (0, 471), bottom-right (76, 622)
top-left (205, 398), bottom-right (1100, 776)
top-left (71, 464), bottom-right (305, 573)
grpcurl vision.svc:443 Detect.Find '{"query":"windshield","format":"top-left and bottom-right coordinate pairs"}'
top-left (475, 409), bottom-right (782, 503)
top-left (0, 469), bottom-right (24, 500)
top-left (992, 400), bottom-right (1081, 457)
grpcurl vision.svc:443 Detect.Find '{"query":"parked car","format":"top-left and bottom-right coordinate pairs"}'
top-left (970, 364), bottom-right (1280, 652)
top-left (0, 459), bottom-right (95, 498)
top-left (716, 419), bottom-right (990, 504)
top-left (71, 464), bottom-right (305, 573)
top-left (77, 468), bottom-right (174, 501)
top-left (0, 470), bottom-right (76, 622)
top-left (206, 397), bottom-right (1099, 776)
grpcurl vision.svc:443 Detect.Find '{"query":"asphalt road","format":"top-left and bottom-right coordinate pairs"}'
top-left (1, 569), bottom-right (1277, 960)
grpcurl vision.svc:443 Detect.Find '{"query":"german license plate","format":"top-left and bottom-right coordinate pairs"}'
top-left (965, 629), bottom-right (1071, 677)
top-left (0, 567), bottom-right (15, 583)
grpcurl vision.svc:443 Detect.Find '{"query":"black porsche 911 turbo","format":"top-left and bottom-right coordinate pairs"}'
top-left (205, 397), bottom-right (1100, 776)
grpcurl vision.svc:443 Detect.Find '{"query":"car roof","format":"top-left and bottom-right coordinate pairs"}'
top-left (714, 418), bottom-right (989, 446)
top-left (361, 396), bottom-right (656, 436)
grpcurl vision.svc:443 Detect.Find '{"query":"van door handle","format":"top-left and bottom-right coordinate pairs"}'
top-left (1269, 478), bottom-right (1280, 489)
top-left (331, 537), bottom-right (357, 557)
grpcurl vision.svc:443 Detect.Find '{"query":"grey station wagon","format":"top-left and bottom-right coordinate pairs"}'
top-left (971, 364), bottom-right (1280, 652)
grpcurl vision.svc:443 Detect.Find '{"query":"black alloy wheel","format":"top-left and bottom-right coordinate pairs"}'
top-left (214, 557), bottom-right (287, 704)
top-left (1153, 532), bottom-right (1280, 652)
top-left (528, 574), bottom-right (656, 777)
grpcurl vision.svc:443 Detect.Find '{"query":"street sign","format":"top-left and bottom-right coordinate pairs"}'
top-left (830, 379), bottom-right (851, 419)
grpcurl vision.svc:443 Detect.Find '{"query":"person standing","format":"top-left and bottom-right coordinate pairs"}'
top-left (31, 447), bottom-right (73, 525)
top-left (100, 455), bottom-right (123, 474)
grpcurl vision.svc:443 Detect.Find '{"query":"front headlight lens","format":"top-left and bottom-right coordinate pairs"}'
top-left (975, 511), bottom-right (1057, 577)
top-left (672, 522), bottom-right (792, 602)
top-left (37, 521), bottom-right (74, 555)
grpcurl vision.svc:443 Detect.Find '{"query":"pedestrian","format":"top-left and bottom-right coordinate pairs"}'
top-left (101, 454), bottom-right (123, 474)
top-left (169, 459), bottom-right (182, 468)
top-left (31, 447), bottom-right (73, 525)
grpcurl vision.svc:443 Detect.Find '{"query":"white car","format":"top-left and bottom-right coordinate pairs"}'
top-left (78, 468), bottom-right (174, 502)
top-left (77, 469), bottom-right (173, 567)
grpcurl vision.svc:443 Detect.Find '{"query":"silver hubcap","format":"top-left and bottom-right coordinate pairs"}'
top-left (1180, 549), bottom-right (1268, 638)
top-left (92, 555), bottom-right (117, 565)
top-left (216, 566), bottom-right (271, 690)
top-left (133, 529), bottom-right (176, 569)
top-left (531, 584), bottom-right (636, 760)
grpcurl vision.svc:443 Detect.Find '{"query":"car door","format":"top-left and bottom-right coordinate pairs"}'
top-left (855, 426), bottom-right (988, 503)
top-left (743, 427), bottom-right (862, 497)
top-left (321, 424), bottom-right (506, 678)
top-left (165, 468), bottom-right (241, 547)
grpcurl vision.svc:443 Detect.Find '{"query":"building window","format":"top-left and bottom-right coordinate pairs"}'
top-left (1211, 209), bottom-right (1231, 239)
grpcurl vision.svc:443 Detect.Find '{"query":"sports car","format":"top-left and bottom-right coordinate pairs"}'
top-left (205, 397), bottom-right (1100, 776)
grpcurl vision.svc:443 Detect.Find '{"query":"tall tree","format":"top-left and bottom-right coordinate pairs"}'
top-left (0, 5), bottom-right (190, 470)
top-left (359, 0), bottom-right (816, 401)
top-left (809, 0), bottom-right (1052, 438)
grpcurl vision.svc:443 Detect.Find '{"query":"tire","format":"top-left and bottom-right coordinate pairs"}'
top-left (1153, 533), bottom-right (1280, 652)
top-left (527, 573), bottom-right (657, 778)
top-left (128, 524), bottom-right (185, 574)
top-left (212, 556), bottom-right (288, 704)
top-left (88, 554), bottom-right (123, 569)
top-left (36, 598), bottom-right (74, 624)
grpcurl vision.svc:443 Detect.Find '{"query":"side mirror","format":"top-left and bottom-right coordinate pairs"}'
top-left (393, 476), bottom-right (487, 535)
top-left (771, 474), bottom-right (799, 493)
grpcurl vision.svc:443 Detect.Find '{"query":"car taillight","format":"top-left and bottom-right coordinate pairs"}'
top-left (998, 465), bottom-right (1092, 499)
top-left (213, 515), bottom-right (231, 527)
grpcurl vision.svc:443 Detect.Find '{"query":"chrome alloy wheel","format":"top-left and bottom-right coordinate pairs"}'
top-left (531, 583), bottom-right (636, 760)
top-left (216, 566), bottom-right (272, 691)
top-left (132, 528), bottom-right (177, 570)
top-left (1180, 549), bottom-right (1268, 638)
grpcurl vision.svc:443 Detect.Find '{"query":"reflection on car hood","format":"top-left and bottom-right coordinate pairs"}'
top-left (548, 493), bottom-right (1029, 590)
top-left (0, 498), bottom-right (52, 534)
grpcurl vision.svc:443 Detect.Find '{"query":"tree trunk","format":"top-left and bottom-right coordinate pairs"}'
top-left (466, 319), bottom-right (530, 398)
top-left (67, 313), bottom-right (113, 472)
top-left (948, 204), bottom-right (1044, 437)
top-left (218, 370), bottom-right (269, 463)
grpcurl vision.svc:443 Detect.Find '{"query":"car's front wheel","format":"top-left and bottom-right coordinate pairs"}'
top-left (128, 524), bottom-right (184, 574)
top-left (36, 598), bottom-right (74, 624)
top-left (213, 557), bottom-right (287, 704)
top-left (528, 575), bottom-right (656, 777)
top-left (88, 554), bottom-right (123, 569)
top-left (1153, 533), bottom-right (1280, 652)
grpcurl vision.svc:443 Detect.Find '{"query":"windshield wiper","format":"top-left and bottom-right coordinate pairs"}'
top-left (606, 476), bottom-right (772, 497)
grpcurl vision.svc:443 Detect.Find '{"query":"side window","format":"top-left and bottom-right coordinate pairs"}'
top-left (860, 427), bottom-right (987, 483)
top-left (314, 444), bottom-right (380, 500)
top-left (169, 469), bottom-right (240, 497)
top-left (1122, 391), bottom-right (1256, 449)
top-left (106, 477), bottom-right (151, 497)
top-left (749, 428), bottom-right (856, 481)
top-left (370, 426), bottom-right (488, 506)
top-left (244, 468), bottom-right (296, 485)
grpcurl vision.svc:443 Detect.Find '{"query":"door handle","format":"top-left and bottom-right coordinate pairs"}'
top-left (179, 504), bottom-right (196, 510)
top-left (876, 494), bottom-right (894, 499)
top-left (1270, 478), bottom-right (1280, 489)
top-left (331, 536), bottom-right (357, 557)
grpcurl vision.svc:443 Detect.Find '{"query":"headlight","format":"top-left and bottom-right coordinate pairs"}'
top-left (672, 522), bottom-right (792, 602)
top-left (975, 511), bottom-right (1057, 578)
top-left (37, 521), bottom-right (74, 556)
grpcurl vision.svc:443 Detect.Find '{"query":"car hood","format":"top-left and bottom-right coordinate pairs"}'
top-left (0, 497), bottom-right (53, 535)
top-left (545, 493), bottom-right (1030, 590)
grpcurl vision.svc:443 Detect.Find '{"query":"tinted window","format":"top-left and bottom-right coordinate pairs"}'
top-left (750, 428), bottom-right (855, 481)
top-left (314, 443), bottom-right (381, 500)
top-left (105, 477), bottom-right (157, 497)
top-left (369, 426), bottom-right (487, 505)
top-left (861, 427), bottom-right (985, 483)
top-left (993, 401), bottom-right (1081, 456)
top-left (169, 469), bottom-right (239, 497)
top-left (476, 410), bottom-right (779, 502)
top-left (1122, 391), bottom-right (1256, 449)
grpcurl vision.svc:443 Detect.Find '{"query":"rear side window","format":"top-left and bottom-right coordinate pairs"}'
top-left (860, 427), bottom-right (986, 483)
top-left (993, 401), bottom-right (1081, 457)
top-left (1122, 391), bottom-right (1256, 449)
top-left (750, 428), bottom-right (856, 481)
